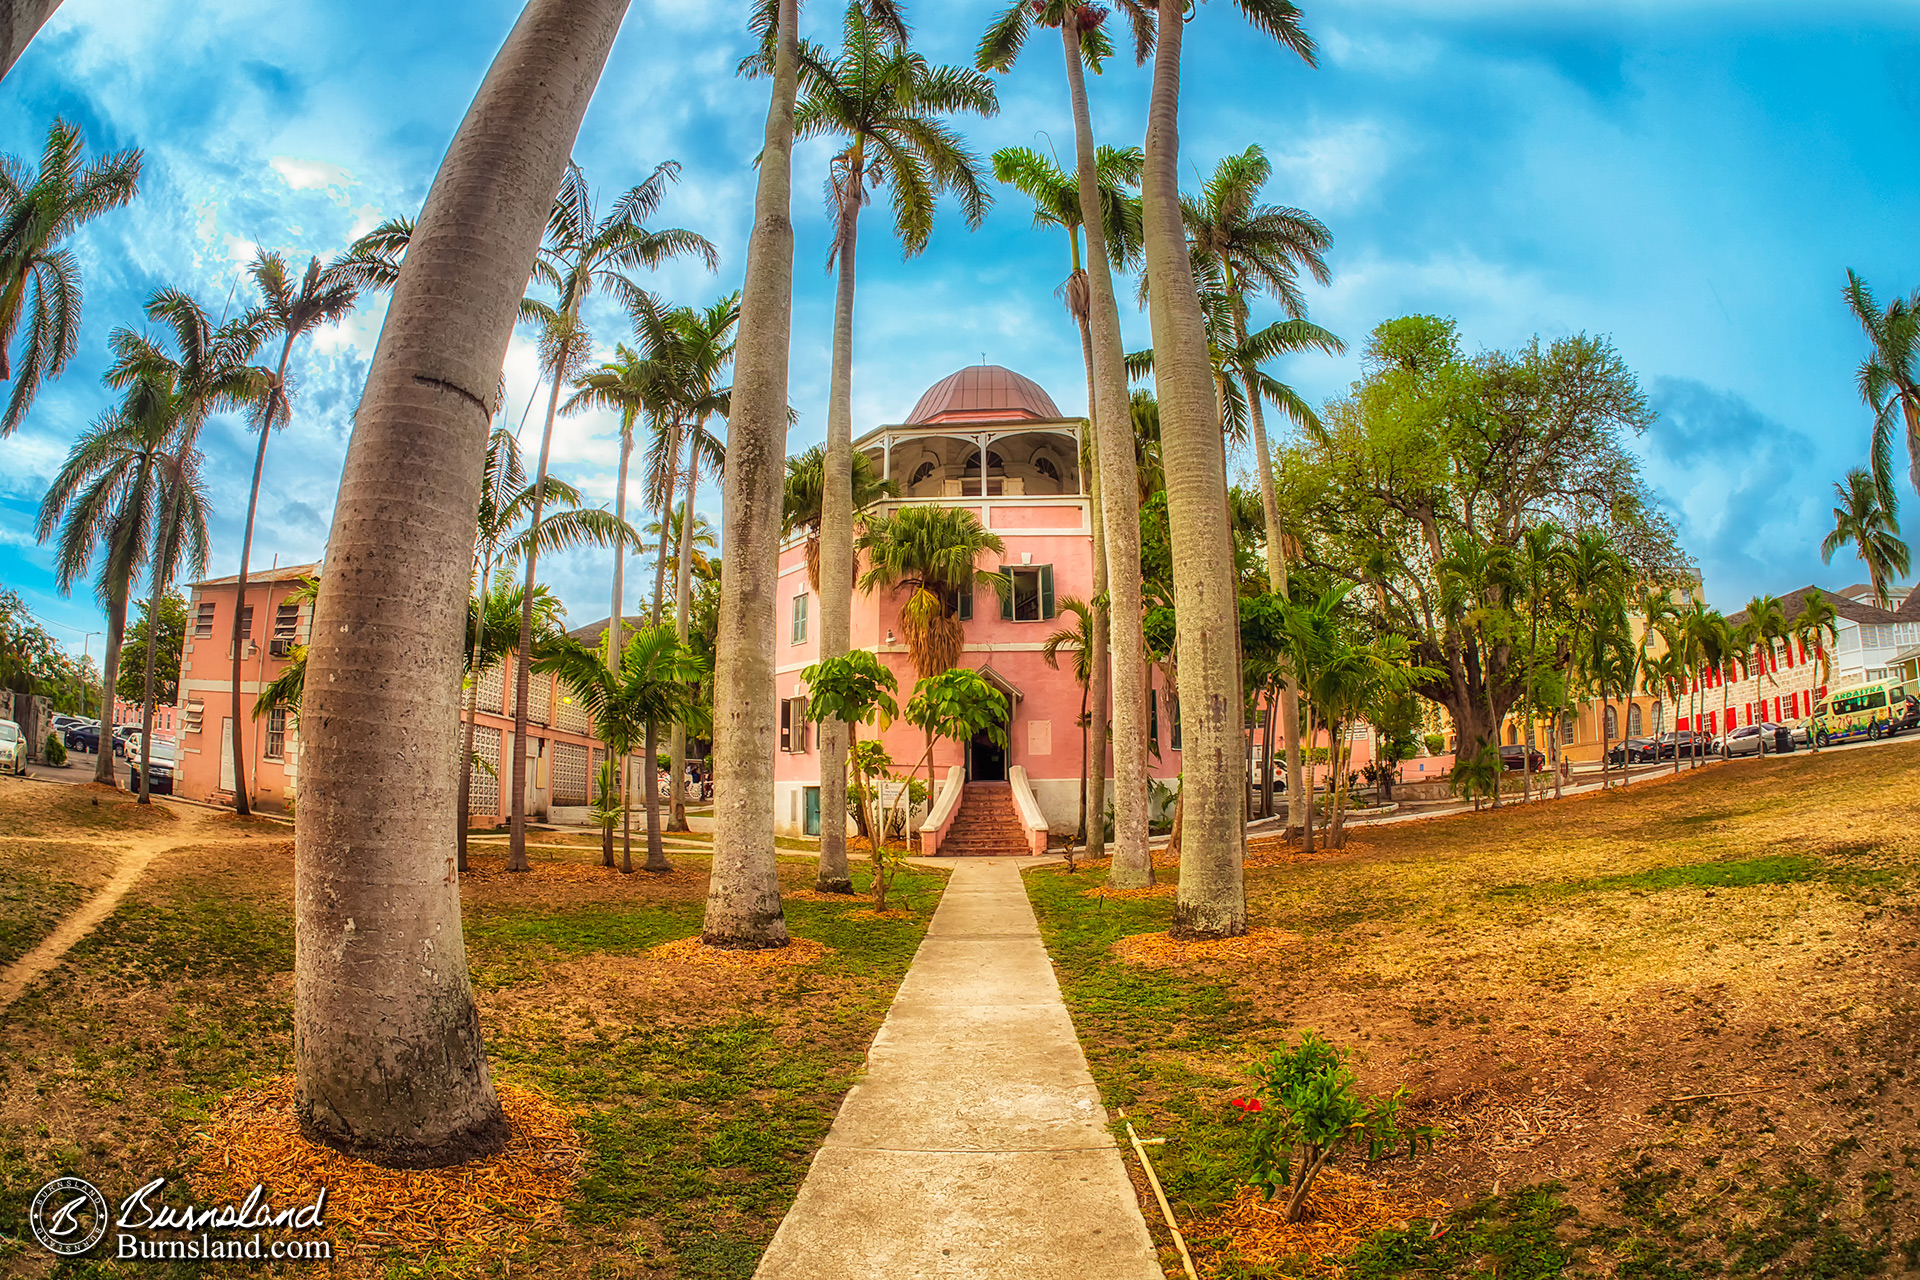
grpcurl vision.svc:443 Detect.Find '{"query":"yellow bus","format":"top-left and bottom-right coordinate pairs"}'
top-left (1810, 678), bottom-right (1920, 746)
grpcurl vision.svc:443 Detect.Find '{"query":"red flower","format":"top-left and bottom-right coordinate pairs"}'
top-left (1227, 1097), bottom-right (1264, 1113)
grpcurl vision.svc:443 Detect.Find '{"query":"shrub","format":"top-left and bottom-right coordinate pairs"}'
top-left (1229, 1030), bottom-right (1436, 1222)
top-left (44, 733), bottom-right (66, 766)
top-left (1422, 732), bottom-right (1447, 757)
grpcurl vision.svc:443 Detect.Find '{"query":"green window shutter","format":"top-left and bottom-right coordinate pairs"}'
top-left (959, 586), bottom-right (973, 621)
top-left (1040, 565), bottom-right (1055, 619)
top-left (780, 698), bottom-right (792, 752)
top-left (1001, 574), bottom-right (1014, 620)
top-left (1149, 688), bottom-right (1158, 742)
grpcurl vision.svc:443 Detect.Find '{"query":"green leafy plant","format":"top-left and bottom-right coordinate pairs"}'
top-left (1450, 742), bottom-right (1501, 810)
top-left (43, 732), bottom-right (66, 766)
top-left (1232, 1030), bottom-right (1437, 1222)
top-left (589, 758), bottom-right (621, 842)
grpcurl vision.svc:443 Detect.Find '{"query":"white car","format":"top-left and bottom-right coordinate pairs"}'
top-left (0, 719), bottom-right (25, 775)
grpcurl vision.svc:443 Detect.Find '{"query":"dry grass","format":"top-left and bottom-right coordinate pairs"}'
top-left (1084, 882), bottom-right (1179, 900)
top-left (1112, 926), bottom-right (1303, 967)
top-left (192, 1076), bottom-right (585, 1253)
top-left (1193, 1174), bottom-right (1448, 1278)
top-left (648, 934), bottom-right (832, 967)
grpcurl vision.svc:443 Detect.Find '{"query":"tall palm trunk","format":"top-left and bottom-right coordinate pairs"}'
top-left (94, 563), bottom-right (132, 786)
top-left (1143, 2), bottom-right (1244, 939)
top-left (816, 160), bottom-right (862, 896)
top-left (507, 335), bottom-right (574, 873)
top-left (227, 338), bottom-right (295, 816)
top-left (0, 0), bottom-right (60, 83)
top-left (703, 0), bottom-right (796, 950)
top-left (293, 0), bottom-right (624, 1166)
top-left (668, 432), bottom-right (700, 832)
top-left (457, 546), bottom-right (492, 873)
top-left (137, 472), bottom-right (186, 805)
top-left (1076, 306), bottom-right (1109, 861)
top-left (640, 441), bottom-right (678, 871)
top-left (1063, 17), bottom-right (1148, 888)
top-left (1238, 338), bottom-right (1303, 839)
top-left (603, 416), bottom-right (633, 867)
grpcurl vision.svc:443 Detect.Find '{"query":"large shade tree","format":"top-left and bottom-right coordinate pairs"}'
top-left (292, 0), bottom-right (631, 1167)
top-left (1276, 316), bottom-right (1687, 781)
top-left (977, 0), bottom-right (1158, 890)
top-left (0, 117), bottom-right (142, 435)
top-left (799, 0), bottom-right (996, 906)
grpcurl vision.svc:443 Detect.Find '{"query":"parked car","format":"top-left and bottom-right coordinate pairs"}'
top-left (1759, 722), bottom-right (1796, 753)
top-left (111, 725), bottom-right (140, 758)
top-left (0, 719), bottom-right (24, 775)
top-left (1498, 744), bottom-right (1546, 772)
top-left (64, 721), bottom-right (100, 753)
top-left (1658, 730), bottom-right (1712, 760)
top-left (1606, 736), bottom-right (1659, 766)
top-left (1716, 724), bottom-right (1793, 757)
top-left (132, 738), bottom-right (176, 795)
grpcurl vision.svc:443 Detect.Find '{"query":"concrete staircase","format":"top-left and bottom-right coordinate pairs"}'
top-left (936, 781), bottom-right (1033, 857)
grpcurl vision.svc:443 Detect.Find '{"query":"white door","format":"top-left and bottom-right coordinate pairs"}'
top-left (220, 718), bottom-right (235, 791)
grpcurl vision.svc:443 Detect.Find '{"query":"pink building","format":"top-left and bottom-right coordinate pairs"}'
top-left (772, 365), bottom-right (1183, 840)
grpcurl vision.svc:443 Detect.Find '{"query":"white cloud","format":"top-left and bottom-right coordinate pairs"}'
top-left (269, 155), bottom-right (356, 197)
top-left (1266, 121), bottom-right (1395, 215)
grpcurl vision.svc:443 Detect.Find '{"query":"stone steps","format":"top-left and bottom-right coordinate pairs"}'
top-left (938, 782), bottom-right (1031, 857)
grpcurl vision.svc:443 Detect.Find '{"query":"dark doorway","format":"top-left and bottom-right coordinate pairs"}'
top-left (968, 728), bottom-right (1006, 781)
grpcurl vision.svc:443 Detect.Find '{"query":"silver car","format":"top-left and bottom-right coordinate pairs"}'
top-left (1715, 725), bottom-right (1767, 757)
top-left (0, 719), bottom-right (23, 774)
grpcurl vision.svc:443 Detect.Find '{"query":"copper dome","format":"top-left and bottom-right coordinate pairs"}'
top-left (905, 365), bottom-right (1062, 424)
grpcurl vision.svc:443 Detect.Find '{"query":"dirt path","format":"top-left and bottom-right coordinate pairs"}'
top-left (0, 803), bottom-right (217, 1011)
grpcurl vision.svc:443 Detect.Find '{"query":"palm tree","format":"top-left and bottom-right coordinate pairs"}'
top-left (1174, 149), bottom-right (1335, 830)
top-left (801, 1), bottom-right (997, 909)
top-left (457, 427), bottom-right (630, 870)
top-left (706, 0), bottom-right (801, 953)
top-left (855, 504), bottom-right (1008, 679)
top-left (536, 626), bottom-right (701, 874)
top-left (36, 290), bottom-right (262, 789)
top-left (564, 340), bottom-right (655, 669)
top-left (1142, 0), bottom-right (1314, 936)
top-left (502, 163), bottom-right (714, 873)
top-left (226, 250), bottom-right (361, 816)
top-left (0, 117), bottom-right (142, 435)
top-left (1741, 594), bottom-right (1789, 734)
top-left (978, 0), bottom-right (1157, 891)
top-left (781, 444), bottom-right (894, 589)
top-left (1821, 467), bottom-right (1909, 609)
top-left (991, 141), bottom-right (1141, 866)
top-left (1041, 595), bottom-right (1096, 846)
top-left (1791, 593), bottom-right (1840, 747)
top-left (292, 0), bottom-right (628, 1166)
top-left (1842, 271), bottom-right (1920, 509)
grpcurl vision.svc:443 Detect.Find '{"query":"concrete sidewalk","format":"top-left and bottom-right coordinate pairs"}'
top-left (753, 857), bottom-right (1162, 1279)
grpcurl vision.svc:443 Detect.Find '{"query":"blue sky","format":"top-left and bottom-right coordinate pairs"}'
top-left (2, 0), bottom-right (1917, 660)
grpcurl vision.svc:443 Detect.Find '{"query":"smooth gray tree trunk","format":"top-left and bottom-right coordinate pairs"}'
top-left (816, 185), bottom-right (861, 896)
top-left (1145, 1), bottom-right (1246, 939)
top-left (668, 437), bottom-right (700, 832)
top-left (227, 339), bottom-right (295, 817)
top-left (703, 0), bottom-right (796, 949)
top-left (1063, 18), bottom-right (1150, 888)
top-left (0, 0), bottom-right (59, 82)
top-left (1076, 311), bottom-right (1109, 860)
top-left (293, 0), bottom-right (626, 1166)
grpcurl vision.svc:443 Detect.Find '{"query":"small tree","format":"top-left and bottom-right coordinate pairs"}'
top-left (901, 667), bottom-right (1010, 843)
top-left (802, 650), bottom-right (898, 895)
top-left (1233, 1030), bottom-right (1436, 1223)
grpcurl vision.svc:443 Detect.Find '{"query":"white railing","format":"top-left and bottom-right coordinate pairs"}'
top-left (1007, 766), bottom-right (1050, 855)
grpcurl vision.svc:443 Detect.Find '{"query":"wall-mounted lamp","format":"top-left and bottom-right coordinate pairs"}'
top-left (886, 629), bottom-right (896, 645)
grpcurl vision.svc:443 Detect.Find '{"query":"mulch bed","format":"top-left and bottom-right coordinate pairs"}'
top-left (192, 1076), bottom-right (585, 1253)
top-left (1083, 882), bottom-right (1178, 900)
top-left (649, 935), bottom-right (831, 967)
top-left (460, 861), bottom-right (641, 883)
top-left (1191, 1173), bottom-right (1446, 1278)
top-left (1112, 927), bottom-right (1302, 967)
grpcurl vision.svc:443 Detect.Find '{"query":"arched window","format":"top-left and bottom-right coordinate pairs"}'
top-left (910, 460), bottom-right (937, 487)
top-left (1604, 705), bottom-right (1619, 739)
top-left (961, 450), bottom-right (1004, 473)
top-left (1033, 455), bottom-right (1060, 483)
top-left (1627, 704), bottom-right (1643, 737)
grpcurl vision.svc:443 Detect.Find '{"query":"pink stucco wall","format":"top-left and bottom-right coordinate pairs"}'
top-left (772, 492), bottom-right (1180, 834)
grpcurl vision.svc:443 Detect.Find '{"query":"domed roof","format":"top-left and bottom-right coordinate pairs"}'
top-left (906, 364), bottom-right (1062, 424)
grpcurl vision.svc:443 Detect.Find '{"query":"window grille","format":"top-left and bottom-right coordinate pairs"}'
top-left (551, 740), bottom-right (590, 807)
top-left (527, 670), bottom-right (552, 725)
